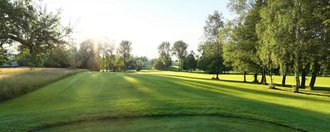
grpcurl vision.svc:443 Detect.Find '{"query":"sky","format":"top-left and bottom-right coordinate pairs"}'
top-left (41, 0), bottom-right (236, 58)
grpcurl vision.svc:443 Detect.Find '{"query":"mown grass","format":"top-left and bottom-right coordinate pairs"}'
top-left (46, 116), bottom-right (298, 132)
top-left (0, 71), bottom-right (329, 131)
top-left (0, 68), bottom-right (86, 101)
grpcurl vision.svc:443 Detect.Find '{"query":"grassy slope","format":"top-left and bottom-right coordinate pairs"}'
top-left (0, 71), bottom-right (329, 131)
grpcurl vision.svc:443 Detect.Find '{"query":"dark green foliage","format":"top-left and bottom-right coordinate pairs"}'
top-left (198, 10), bottom-right (226, 79)
top-left (183, 51), bottom-right (197, 71)
top-left (153, 58), bottom-right (166, 70)
top-left (43, 46), bottom-right (72, 68)
top-left (0, 47), bottom-right (9, 65)
top-left (0, 0), bottom-right (72, 67)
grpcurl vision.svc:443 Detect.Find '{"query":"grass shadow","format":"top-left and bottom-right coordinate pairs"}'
top-left (150, 74), bottom-right (330, 104)
top-left (158, 74), bottom-right (330, 97)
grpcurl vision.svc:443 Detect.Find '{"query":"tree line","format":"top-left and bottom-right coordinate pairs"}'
top-left (77, 39), bottom-right (147, 72)
top-left (222, 0), bottom-right (329, 92)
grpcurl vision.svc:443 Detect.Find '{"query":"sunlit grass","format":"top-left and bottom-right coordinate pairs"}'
top-left (0, 68), bottom-right (86, 101)
top-left (0, 68), bottom-right (32, 79)
top-left (0, 71), bottom-right (329, 131)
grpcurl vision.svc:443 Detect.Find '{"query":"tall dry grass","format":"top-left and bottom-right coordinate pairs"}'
top-left (0, 68), bottom-right (86, 101)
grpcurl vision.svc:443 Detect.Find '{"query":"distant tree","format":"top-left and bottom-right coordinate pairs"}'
top-left (126, 56), bottom-right (137, 70)
top-left (183, 51), bottom-right (197, 71)
top-left (171, 40), bottom-right (188, 71)
top-left (43, 45), bottom-right (72, 68)
top-left (136, 59), bottom-right (144, 71)
top-left (158, 42), bottom-right (172, 70)
top-left (113, 55), bottom-right (124, 72)
top-left (118, 40), bottom-right (132, 72)
top-left (99, 41), bottom-right (115, 71)
top-left (199, 10), bottom-right (225, 79)
top-left (77, 40), bottom-right (100, 71)
top-left (153, 58), bottom-right (166, 70)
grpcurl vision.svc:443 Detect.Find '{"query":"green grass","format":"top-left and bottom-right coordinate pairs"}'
top-left (46, 116), bottom-right (298, 132)
top-left (0, 71), bottom-right (329, 131)
top-left (0, 68), bottom-right (85, 101)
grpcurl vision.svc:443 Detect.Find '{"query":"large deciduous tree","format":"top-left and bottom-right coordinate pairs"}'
top-left (223, 21), bottom-right (262, 83)
top-left (199, 10), bottom-right (225, 80)
top-left (0, 0), bottom-right (72, 66)
top-left (256, 0), bottom-right (329, 92)
top-left (77, 40), bottom-right (100, 71)
top-left (171, 40), bottom-right (188, 71)
top-left (99, 40), bottom-right (115, 71)
top-left (118, 40), bottom-right (132, 72)
top-left (157, 42), bottom-right (172, 70)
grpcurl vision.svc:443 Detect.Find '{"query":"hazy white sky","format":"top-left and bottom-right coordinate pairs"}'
top-left (41, 0), bottom-right (235, 58)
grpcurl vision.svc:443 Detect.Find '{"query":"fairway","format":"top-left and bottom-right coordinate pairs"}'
top-left (0, 71), bottom-right (329, 131)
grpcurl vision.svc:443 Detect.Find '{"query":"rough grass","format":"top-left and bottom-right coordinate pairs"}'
top-left (0, 71), bottom-right (329, 131)
top-left (0, 68), bottom-right (86, 101)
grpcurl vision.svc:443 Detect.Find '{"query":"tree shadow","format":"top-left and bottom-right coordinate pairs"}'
top-left (112, 72), bottom-right (330, 131)
top-left (156, 74), bottom-right (330, 97)
top-left (148, 74), bottom-right (330, 104)
top-left (313, 86), bottom-right (330, 92)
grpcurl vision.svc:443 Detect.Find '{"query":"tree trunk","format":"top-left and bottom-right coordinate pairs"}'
top-left (253, 73), bottom-right (258, 83)
top-left (243, 72), bottom-right (247, 82)
top-left (215, 73), bottom-right (219, 80)
top-left (293, 72), bottom-right (300, 93)
top-left (282, 73), bottom-right (286, 86)
top-left (180, 59), bottom-right (182, 71)
top-left (309, 63), bottom-right (319, 90)
top-left (300, 68), bottom-right (306, 88)
top-left (293, 0), bottom-right (301, 93)
top-left (269, 71), bottom-right (275, 89)
top-left (261, 69), bottom-right (267, 85)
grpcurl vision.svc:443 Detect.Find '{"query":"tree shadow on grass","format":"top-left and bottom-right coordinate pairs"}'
top-left (155, 74), bottom-right (330, 97)
top-left (151, 74), bottom-right (330, 102)
top-left (106, 73), bottom-right (330, 131)
top-left (312, 86), bottom-right (330, 92)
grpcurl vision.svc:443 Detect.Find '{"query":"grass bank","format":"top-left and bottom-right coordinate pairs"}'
top-left (0, 68), bottom-right (86, 101)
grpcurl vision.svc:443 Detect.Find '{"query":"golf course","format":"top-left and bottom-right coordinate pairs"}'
top-left (1, 1), bottom-right (329, 131)
top-left (0, 70), bottom-right (329, 131)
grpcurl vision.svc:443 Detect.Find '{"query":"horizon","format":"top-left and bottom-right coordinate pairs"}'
top-left (41, 0), bottom-right (236, 59)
